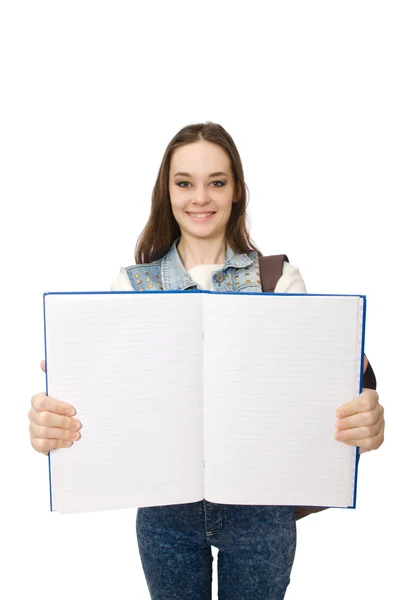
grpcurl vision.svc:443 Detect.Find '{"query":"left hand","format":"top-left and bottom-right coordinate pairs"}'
top-left (334, 356), bottom-right (385, 453)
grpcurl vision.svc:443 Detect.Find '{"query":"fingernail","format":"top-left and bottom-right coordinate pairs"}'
top-left (336, 410), bottom-right (345, 418)
top-left (65, 408), bottom-right (75, 416)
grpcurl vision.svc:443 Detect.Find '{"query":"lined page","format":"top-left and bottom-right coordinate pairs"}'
top-left (45, 292), bottom-right (204, 514)
top-left (203, 294), bottom-right (363, 507)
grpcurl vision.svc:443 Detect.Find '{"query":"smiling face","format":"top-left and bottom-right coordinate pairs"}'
top-left (168, 140), bottom-right (236, 242)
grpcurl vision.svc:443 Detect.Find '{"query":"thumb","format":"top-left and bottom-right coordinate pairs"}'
top-left (40, 360), bottom-right (46, 373)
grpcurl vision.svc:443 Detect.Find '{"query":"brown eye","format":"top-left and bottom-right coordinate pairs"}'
top-left (212, 181), bottom-right (225, 187)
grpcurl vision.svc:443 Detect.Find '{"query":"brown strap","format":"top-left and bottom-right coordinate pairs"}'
top-left (294, 506), bottom-right (328, 520)
top-left (258, 254), bottom-right (289, 292)
top-left (363, 360), bottom-right (377, 390)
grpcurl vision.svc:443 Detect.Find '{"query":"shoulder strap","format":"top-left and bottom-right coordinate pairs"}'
top-left (258, 254), bottom-right (289, 292)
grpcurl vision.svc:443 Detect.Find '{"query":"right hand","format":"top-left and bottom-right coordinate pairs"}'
top-left (28, 360), bottom-right (82, 455)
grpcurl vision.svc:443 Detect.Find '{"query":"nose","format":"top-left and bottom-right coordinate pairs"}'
top-left (192, 184), bottom-right (211, 206)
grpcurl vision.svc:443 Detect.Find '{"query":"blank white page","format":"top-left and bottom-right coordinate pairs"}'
top-left (45, 292), bottom-right (204, 514)
top-left (203, 293), bottom-right (364, 507)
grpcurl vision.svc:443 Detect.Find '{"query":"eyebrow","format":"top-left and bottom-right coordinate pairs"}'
top-left (174, 171), bottom-right (228, 178)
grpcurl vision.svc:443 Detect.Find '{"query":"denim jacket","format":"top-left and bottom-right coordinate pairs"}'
top-left (111, 236), bottom-right (307, 294)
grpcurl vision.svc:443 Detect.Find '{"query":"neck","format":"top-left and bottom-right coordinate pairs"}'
top-left (177, 234), bottom-right (227, 270)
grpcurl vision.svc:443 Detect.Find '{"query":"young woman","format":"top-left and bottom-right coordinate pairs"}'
top-left (29, 122), bottom-right (384, 599)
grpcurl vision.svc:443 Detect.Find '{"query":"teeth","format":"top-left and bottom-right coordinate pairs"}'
top-left (189, 212), bottom-right (213, 219)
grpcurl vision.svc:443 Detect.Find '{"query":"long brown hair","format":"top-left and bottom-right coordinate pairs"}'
top-left (134, 121), bottom-right (263, 264)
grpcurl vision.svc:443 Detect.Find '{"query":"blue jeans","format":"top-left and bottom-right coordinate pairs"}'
top-left (136, 501), bottom-right (297, 599)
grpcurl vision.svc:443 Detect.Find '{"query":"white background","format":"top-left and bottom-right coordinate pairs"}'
top-left (1, 1), bottom-right (396, 598)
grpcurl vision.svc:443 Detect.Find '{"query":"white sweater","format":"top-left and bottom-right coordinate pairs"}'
top-left (111, 261), bottom-right (307, 293)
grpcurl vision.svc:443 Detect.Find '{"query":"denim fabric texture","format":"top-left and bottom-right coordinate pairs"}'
top-left (130, 238), bottom-right (297, 599)
top-left (124, 236), bottom-right (263, 294)
top-left (136, 501), bottom-right (296, 600)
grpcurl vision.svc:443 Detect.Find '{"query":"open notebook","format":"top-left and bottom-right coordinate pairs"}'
top-left (43, 290), bottom-right (366, 514)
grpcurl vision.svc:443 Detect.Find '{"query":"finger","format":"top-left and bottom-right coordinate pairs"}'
top-left (343, 424), bottom-right (385, 453)
top-left (40, 360), bottom-right (46, 373)
top-left (335, 404), bottom-right (383, 431)
top-left (363, 354), bottom-right (368, 373)
top-left (30, 437), bottom-right (74, 455)
top-left (31, 392), bottom-right (76, 417)
top-left (28, 408), bottom-right (81, 431)
top-left (336, 389), bottom-right (379, 418)
top-left (334, 422), bottom-right (382, 443)
top-left (30, 421), bottom-right (81, 441)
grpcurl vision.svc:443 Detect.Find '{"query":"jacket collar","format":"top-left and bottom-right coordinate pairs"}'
top-left (161, 236), bottom-right (254, 291)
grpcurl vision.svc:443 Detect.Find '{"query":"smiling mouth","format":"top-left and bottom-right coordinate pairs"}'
top-left (186, 212), bottom-right (216, 221)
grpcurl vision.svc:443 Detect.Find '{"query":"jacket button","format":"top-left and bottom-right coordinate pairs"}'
top-left (216, 273), bottom-right (224, 282)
